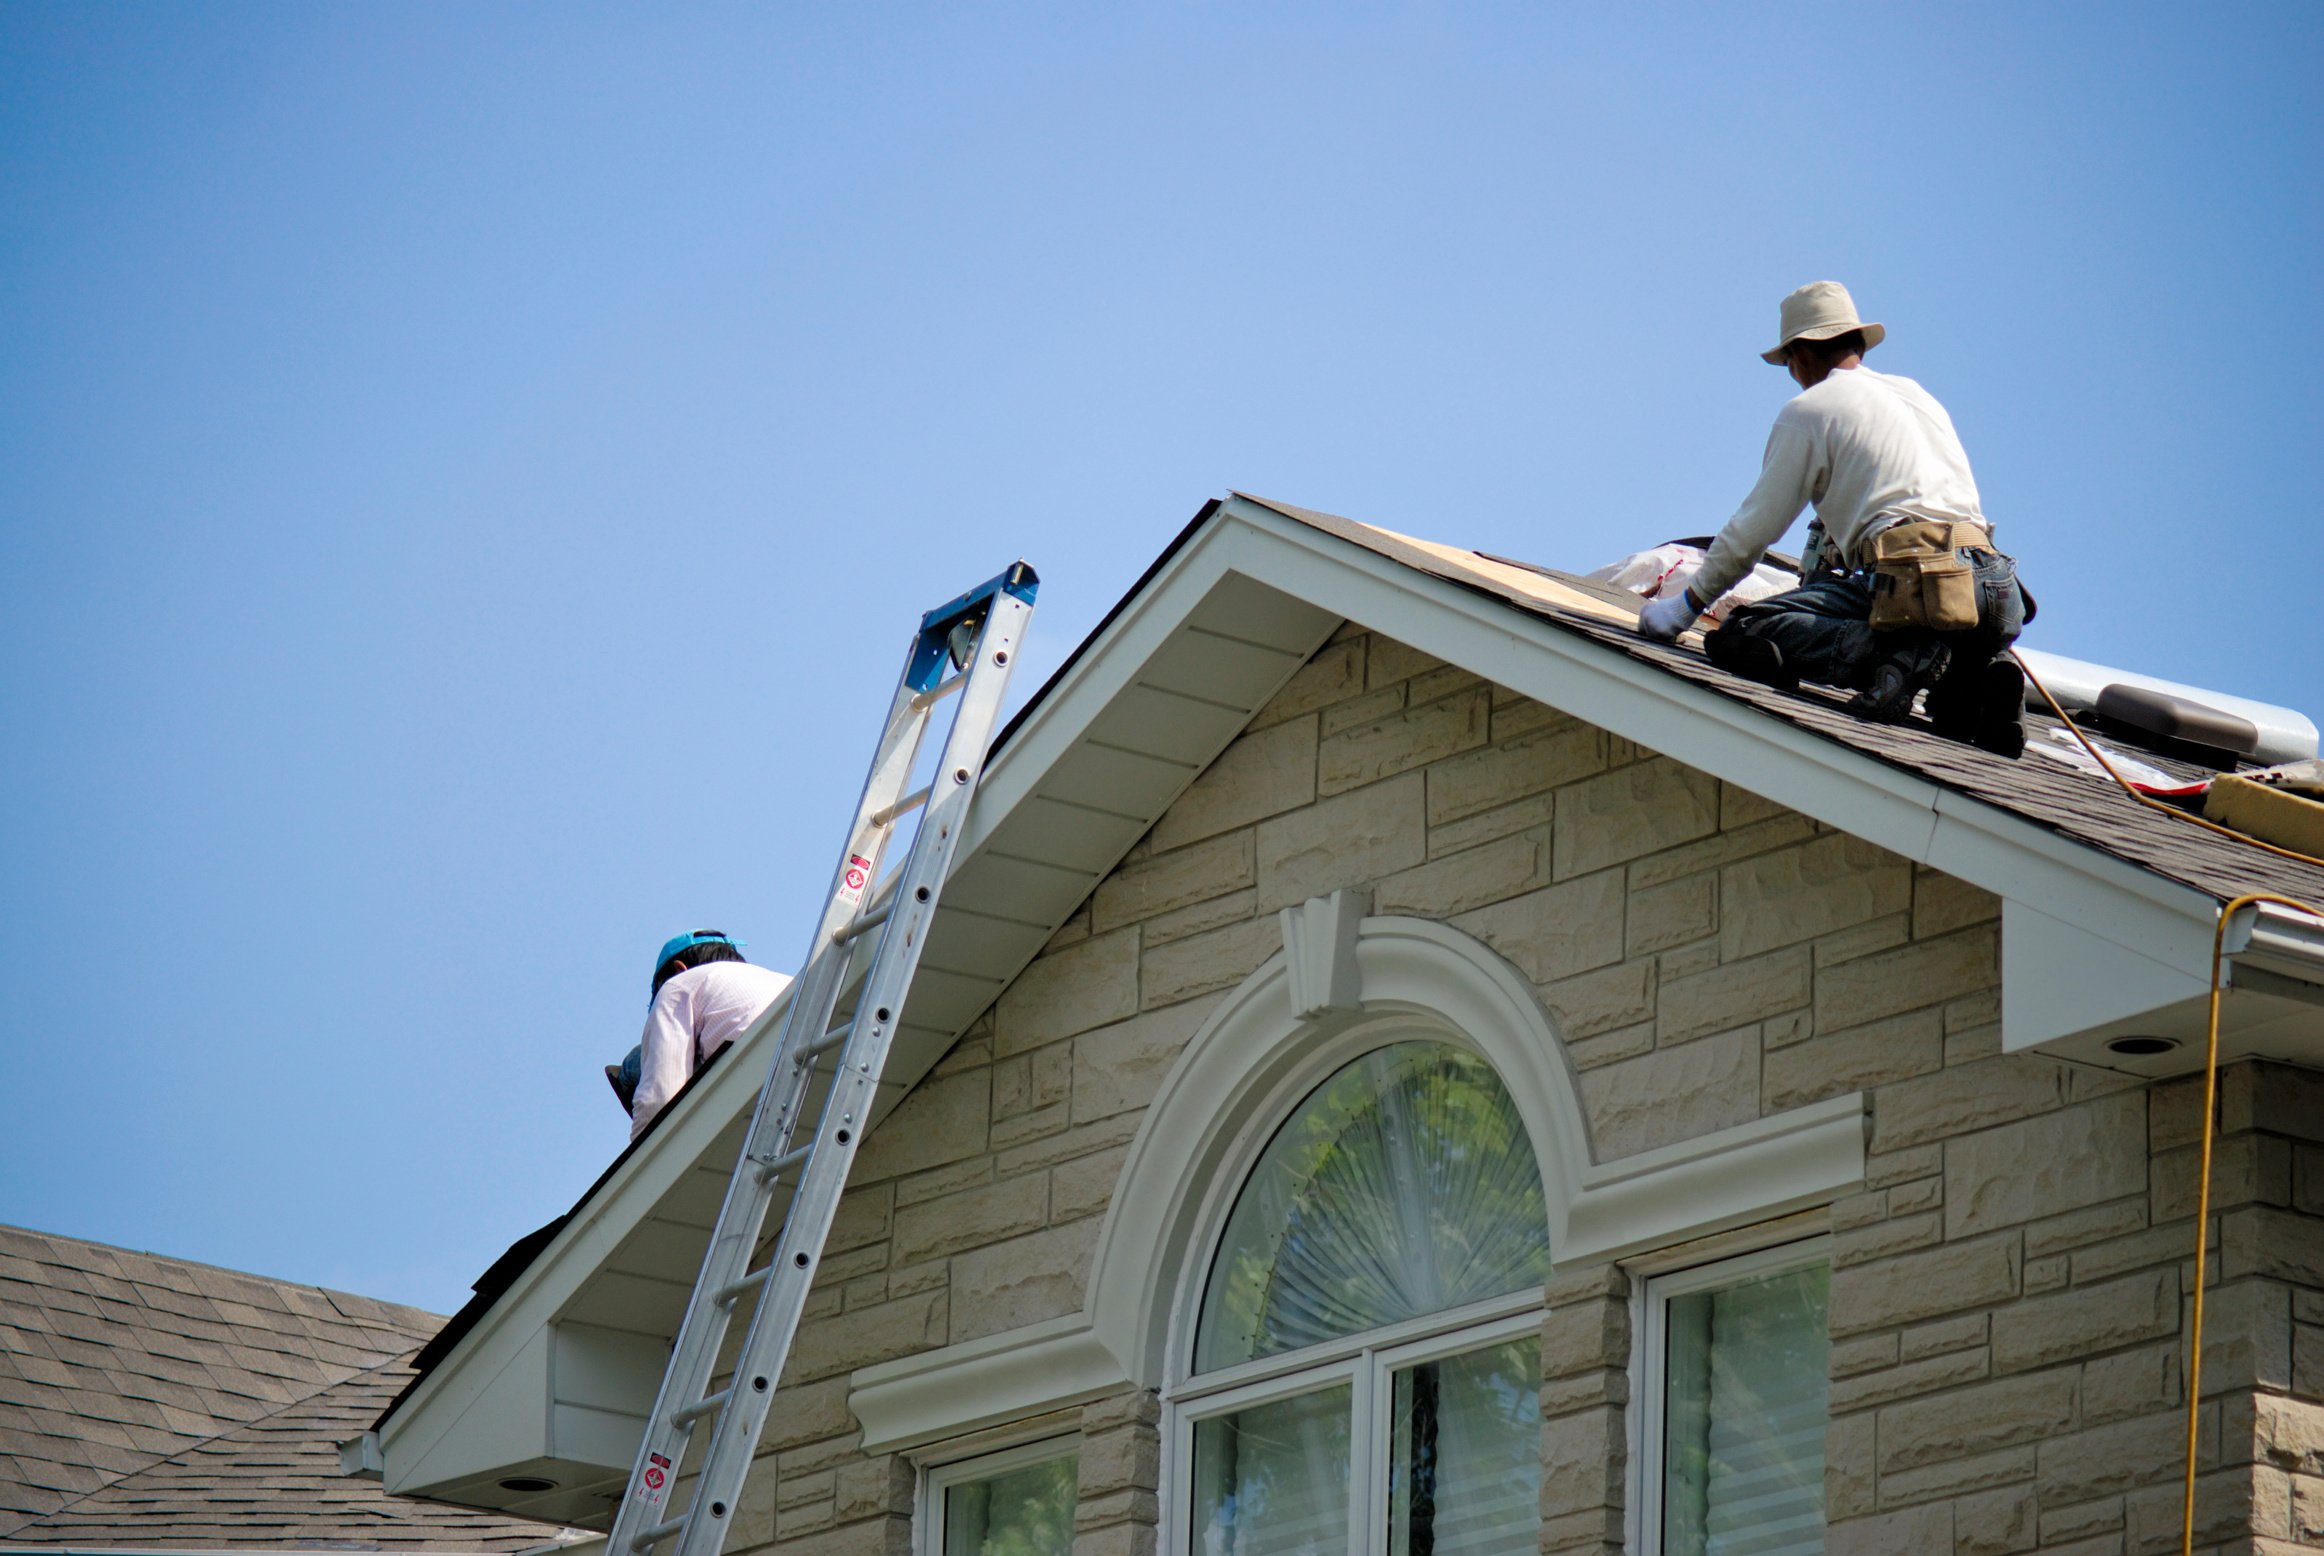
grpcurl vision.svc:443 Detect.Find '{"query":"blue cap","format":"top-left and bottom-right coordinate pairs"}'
top-left (653, 929), bottom-right (745, 992)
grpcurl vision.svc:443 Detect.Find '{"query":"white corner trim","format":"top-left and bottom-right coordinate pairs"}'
top-left (850, 1313), bottom-right (1126, 1454)
top-left (1559, 1092), bottom-right (1866, 1266)
top-left (1280, 889), bottom-right (1371, 1018)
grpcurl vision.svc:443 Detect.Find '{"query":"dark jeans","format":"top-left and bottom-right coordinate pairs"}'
top-left (1706, 549), bottom-right (2025, 693)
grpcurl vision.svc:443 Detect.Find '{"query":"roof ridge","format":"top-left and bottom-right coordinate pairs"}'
top-left (11, 1346), bottom-right (425, 1532)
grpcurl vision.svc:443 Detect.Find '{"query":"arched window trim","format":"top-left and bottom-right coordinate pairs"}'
top-left (848, 906), bottom-right (1863, 1457)
top-left (1082, 907), bottom-right (1868, 1394)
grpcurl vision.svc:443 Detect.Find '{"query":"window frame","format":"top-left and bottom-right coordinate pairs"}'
top-left (1160, 1025), bottom-right (1553, 1556)
top-left (1169, 1306), bottom-right (1544, 1556)
top-left (917, 1434), bottom-right (1081, 1556)
top-left (1630, 1235), bottom-right (1833, 1556)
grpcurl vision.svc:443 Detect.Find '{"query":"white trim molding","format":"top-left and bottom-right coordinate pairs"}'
top-left (851, 1315), bottom-right (1122, 1456)
top-left (1280, 888), bottom-right (1370, 1018)
top-left (850, 908), bottom-right (1865, 1451)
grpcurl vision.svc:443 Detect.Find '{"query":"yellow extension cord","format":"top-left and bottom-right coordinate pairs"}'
top-left (2009, 650), bottom-right (2324, 1554)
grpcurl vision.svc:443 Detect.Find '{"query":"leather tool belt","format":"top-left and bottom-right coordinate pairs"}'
top-left (1865, 519), bottom-right (1991, 631)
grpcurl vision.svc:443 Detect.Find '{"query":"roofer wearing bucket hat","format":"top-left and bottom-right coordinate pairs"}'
top-left (608, 930), bottom-right (792, 1142)
top-left (1634, 282), bottom-right (2031, 757)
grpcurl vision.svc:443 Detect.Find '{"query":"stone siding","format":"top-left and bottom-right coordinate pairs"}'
top-left (701, 625), bottom-right (2323, 1556)
top-left (1822, 1059), bottom-right (2324, 1556)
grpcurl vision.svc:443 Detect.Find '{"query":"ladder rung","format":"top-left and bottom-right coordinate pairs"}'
top-left (911, 672), bottom-right (967, 711)
top-left (870, 785), bottom-right (931, 828)
top-left (715, 1265), bottom-right (773, 1307)
top-left (671, 1386), bottom-right (731, 1430)
top-left (751, 1145), bottom-right (812, 1184)
top-left (834, 903), bottom-right (892, 944)
top-left (630, 1515), bottom-right (687, 1550)
top-left (802, 1021), bottom-right (853, 1059)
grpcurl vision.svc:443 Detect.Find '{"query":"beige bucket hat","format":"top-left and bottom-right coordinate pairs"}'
top-left (1761, 280), bottom-right (1885, 363)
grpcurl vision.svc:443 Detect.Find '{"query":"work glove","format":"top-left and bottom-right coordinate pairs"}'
top-left (1635, 590), bottom-right (1703, 643)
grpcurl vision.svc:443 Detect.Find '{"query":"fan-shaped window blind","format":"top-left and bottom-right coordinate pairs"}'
top-left (1194, 1043), bottom-right (1551, 1374)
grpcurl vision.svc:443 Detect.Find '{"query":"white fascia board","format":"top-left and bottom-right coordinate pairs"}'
top-left (1211, 498), bottom-right (2230, 971)
top-left (2001, 902), bottom-right (2216, 1052)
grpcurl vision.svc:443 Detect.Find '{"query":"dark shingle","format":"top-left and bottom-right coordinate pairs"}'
top-left (0, 1225), bottom-right (575, 1550)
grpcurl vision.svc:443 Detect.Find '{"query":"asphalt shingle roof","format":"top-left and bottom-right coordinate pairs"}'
top-left (0, 1223), bottom-right (570, 1551)
top-left (1246, 496), bottom-right (2324, 908)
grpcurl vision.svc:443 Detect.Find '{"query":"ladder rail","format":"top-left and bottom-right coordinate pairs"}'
top-left (603, 563), bottom-right (1035, 1556)
top-left (602, 660), bottom-right (932, 1550)
top-left (668, 583), bottom-right (1032, 1556)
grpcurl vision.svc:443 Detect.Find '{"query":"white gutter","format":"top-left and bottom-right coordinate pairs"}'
top-left (2228, 900), bottom-right (2324, 987)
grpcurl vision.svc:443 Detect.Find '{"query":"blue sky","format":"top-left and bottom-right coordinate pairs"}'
top-left (3, 5), bottom-right (2318, 1313)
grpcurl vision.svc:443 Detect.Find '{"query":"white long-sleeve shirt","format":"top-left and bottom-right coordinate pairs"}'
top-left (630, 961), bottom-right (792, 1141)
top-left (1693, 365), bottom-right (1987, 603)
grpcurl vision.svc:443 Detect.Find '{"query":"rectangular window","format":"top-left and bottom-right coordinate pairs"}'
top-left (926, 1442), bottom-right (1078, 1556)
top-left (1192, 1382), bottom-right (1353, 1553)
top-left (1640, 1242), bottom-right (1831, 1556)
top-left (1388, 1336), bottom-right (1541, 1555)
top-left (1177, 1309), bottom-right (1542, 1556)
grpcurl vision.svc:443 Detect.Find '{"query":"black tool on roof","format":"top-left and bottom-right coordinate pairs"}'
top-left (2090, 684), bottom-right (2261, 770)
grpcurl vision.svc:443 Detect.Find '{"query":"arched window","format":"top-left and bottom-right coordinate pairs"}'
top-left (1173, 1041), bottom-right (1550, 1555)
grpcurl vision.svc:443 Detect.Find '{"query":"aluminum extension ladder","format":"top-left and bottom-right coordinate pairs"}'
top-left (606, 563), bottom-right (1038, 1556)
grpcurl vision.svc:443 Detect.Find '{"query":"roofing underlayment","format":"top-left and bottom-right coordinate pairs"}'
top-left (0, 1223), bottom-right (571, 1550)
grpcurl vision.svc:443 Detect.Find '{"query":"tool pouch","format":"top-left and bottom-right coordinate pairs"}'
top-left (1867, 520), bottom-right (1983, 631)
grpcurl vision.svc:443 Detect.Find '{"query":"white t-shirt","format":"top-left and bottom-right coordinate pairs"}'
top-left (1693, 365), bottom-right (1987, 603)
top-left (629, 961), bottom-right (793, 1141)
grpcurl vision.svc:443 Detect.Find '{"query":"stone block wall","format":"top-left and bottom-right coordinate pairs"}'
top-left (698, 624), bottom-right (2322, 1556)
top-left (1822, 1058), bottom-right (2324, 1556)
top-left (1539, 1265), bottom-right (1632, 1556)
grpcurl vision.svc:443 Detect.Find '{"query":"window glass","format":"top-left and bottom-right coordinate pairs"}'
top-left (1190, 1384), bottom-right (1352, 1556)
top-left (1661, 1263), bottom-right (1830, 1556)
top-left (1389, 1336), bottom-right (1541, 1556)
top-left (942, 1452), bottom-right (1077, 1556)
top-left (1195, 1044), bottom-right (1551, 1373)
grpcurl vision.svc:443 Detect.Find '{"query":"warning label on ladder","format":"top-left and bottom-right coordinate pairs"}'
top-left (837, 854), bottom-right (874, 909)
top-left (637, 1451), bottom-right (672, 1509)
